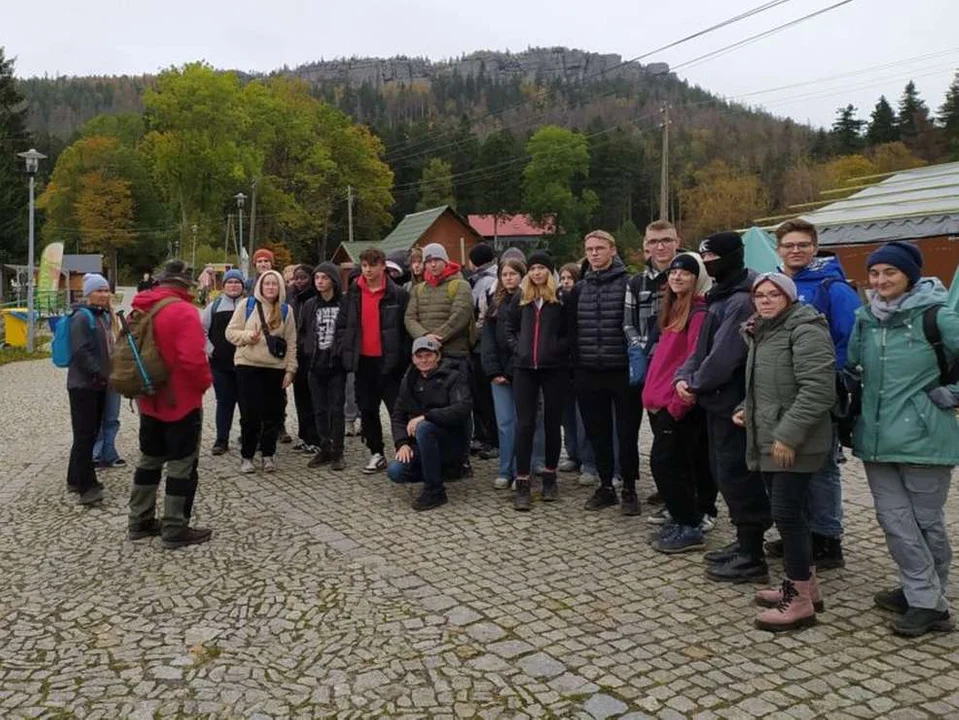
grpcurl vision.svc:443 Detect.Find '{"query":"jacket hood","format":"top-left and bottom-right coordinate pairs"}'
top-left (314, 262), bottom-right (342, 299)
top-left (425, 260), bottom-right (463, 286)
top-left (584, 255), bottom-right (627, 284)
top-left (132, 285), bottom-right (193, 312)
top-left (253, 269), bottom-right (287, 305)
top-left (788, 255), bottom-right (850, 284)
top-left (899, 277), bottom-right (950, 310)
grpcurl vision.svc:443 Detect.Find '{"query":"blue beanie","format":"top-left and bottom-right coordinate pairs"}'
top-left (82, 273), bottom-right (109, 297)
top-left (223, 269), bottom-right (245, 284)
top-left (867, 241), bottom-right (923, 287)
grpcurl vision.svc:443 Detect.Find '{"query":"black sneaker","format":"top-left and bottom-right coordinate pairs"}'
top-left (162, 527), bottom-right (213, 550)
top-left (413, 490), bottom-right (448, 511)
top-left (330, 456), bottom-right (346, 471)
top-left (764, 538), bottom-right (784, 558)
top-left (478, 446), bottom-right (500, 460)
top-left (704, 540), bottom-right (741, 564)
top-left (541, 472), bottom-right (558, 503)
top-left (128, 519), bottom-right (162, 541)
top-left (307, 450), bottom-right (332, 468)
top-left (874, 587), bottom-right (909, 614)
top-left (584, 485), bottom-right (619, 511)
top-left (211, 441), bottom-right (229, 456)
top-left (646, 491), bottom-right (664, 506)
top-left (705, 553), bottom-right (769, 584)
top-left (620, 490), bottom-right (641, 516)
top-left (812, 534), bottom-right (845, 570)
top-left (892, 607), bottom-right (955, 637)
top-left (514, 477), bottom-right (532, 512)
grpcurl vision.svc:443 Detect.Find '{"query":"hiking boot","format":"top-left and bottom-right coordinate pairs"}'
top-left (469, 440), bottom-right (485, 456)
top-left (77, 485), bottom-right (105, 506)
top-left (704, 540), bottom-right (741, 564)
top-left (584, 485), bottom-right (619, 511)
top-left (514, 477), bottom-right (532, 512)
top-left (308, 449), bottom-right (332, 468)
top-left (541, 472), bottom-right (558, 502)
top-left (647, 508), bottom-right (671, 525)
top-left (162, 527), bottom-right (213, 550)
top-left (413, 489), bottom-right (448, 511)
top-left (240, 458), bottom-right (256, 474)
top-left (620, 489), bottom-right (641, 516)
top-left (363, 453), bottom-right (387, 474)
top-left (874, 587), bottom-right (909, 615)
top-left (764, 538), bottom-right (784, 558)
top-left (656, 525), bottom-right (706, 554)
top-left (128, 519), bottom-right (162, 541)
top-left (577, 471), bottom-right (599, 487)
top-left (812, 533), bottom-right (845, 570)
top-left (262, 456), bottom-right (276, 473)
top-left (706, 553), bottom-right (769, 584)
top-left (754, 579), bottom-right (818, 632)
top-left (756, 568), bottom-right (824, 612)
top-left (330, 456), bottom-right (346, 471)
top-left (892, 607), bottom-right (955, 637)
top-left (557, 459), bottom-right (579, 473)
top-left (646, 491), bottom-right (664, 506)
top-left (211, 441), bottom-right (229, 456)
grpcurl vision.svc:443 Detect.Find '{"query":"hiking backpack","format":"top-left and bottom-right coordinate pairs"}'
top-left (922, 305), bottom-right (959, 385)
top-left (243, 296), bottom-right (289, 322)
top-left (110, 297), bottom-right (182, 398)
top-left (51, 308), bottom-right (96, 368)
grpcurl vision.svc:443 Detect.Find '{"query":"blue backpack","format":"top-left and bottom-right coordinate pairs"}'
top-left (51, 308), bottom-right (96, 368)
top-left (244, 296), bottom-right (289, 322)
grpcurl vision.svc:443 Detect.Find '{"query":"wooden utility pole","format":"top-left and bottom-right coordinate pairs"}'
top-left (347, 185), bottom-right (355, 243)
top-left (249, 178), bottom-right (257, 258)
top-left (659, 103), bottom-right (671, 221)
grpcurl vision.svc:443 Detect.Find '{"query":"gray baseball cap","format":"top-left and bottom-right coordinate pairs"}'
top-left (412, 336), bottom-right (441, 354)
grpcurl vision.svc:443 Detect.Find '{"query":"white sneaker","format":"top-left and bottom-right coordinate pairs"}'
top-left (557, 459), bottom-right (579, 473)
top-left (354, 418), bottom-right (363, 436)
top-left (492, 476), bottom-right (511, 489)
top-left (240, 459), bottom-right (255, 474)
top-left (363, 453), bottom-right (386, 474)
top-left (577, 472), bottom-right (599, 487)
top-left (699, 514), bottom-right (716, 533)
top-left (612, 475), bottom-right (624, 490)
top-left (647, 508), bottom-right (671, 525)
top-left (263, 456), bottom-right (276, 473)
top-left (291, 439), bottom-right (306, 451)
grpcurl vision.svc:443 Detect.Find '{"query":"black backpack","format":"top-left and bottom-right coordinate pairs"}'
top-left (923, 304), bottom-right (959, 385)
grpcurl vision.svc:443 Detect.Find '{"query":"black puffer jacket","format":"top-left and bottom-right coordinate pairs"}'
top-left (391, 360), bottom-right (472, 448)
top-left (504, 294), bottom-right (569, 370)
top-left (337, 276), bottom-right (410, 376)
top-left (568, 256), bottom-right (629, 369)
top-left (481, 291), bottom-right (518, 380)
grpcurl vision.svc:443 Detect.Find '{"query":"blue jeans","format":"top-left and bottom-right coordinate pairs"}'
top-left (491, 382), bottom-right (544, 480)
top-left (211, 367), bottom-right (239, 445)
top-left (387, 421), bottom-right (469, 492)
top-left (806, 427), bottom-right (844, 537)
top-left (93, 390), bottom-right (121, 464)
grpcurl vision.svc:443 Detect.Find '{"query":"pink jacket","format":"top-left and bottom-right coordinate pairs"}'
top-left (642, 299), bottom-right (706, 420)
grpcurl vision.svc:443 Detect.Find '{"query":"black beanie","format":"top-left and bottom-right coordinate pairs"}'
top-left (469, 242), bottom-right (495, 267)
top-left (667, 253), bottom-right (700, 277)
top-left (527, 250), bottom-right (556, 273)
top-left (698, 231), bottom-right (743, 258)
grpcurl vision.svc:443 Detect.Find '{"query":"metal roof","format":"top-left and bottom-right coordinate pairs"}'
top-left (800, 162), bottom-right (959, 246)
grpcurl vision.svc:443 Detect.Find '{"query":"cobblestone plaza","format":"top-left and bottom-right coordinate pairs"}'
top-left (2, 359), bottom-right (958, 719)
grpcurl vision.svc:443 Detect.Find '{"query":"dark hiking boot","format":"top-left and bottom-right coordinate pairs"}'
top-left (413, 489), bottom-right (448, 512)
top-left (77, 485), bottom-right (105, 506)
top-left (812, 533), bottom-right (845, 570)
top-left (211, 441), bottom-right (229, 456)
top-left (162, 527), bottom-right (213, 550)
top-left (892, 607), bottom-right (955, 637)
top-left (874, 587), bottom-right (909, 614)
top-left (308, 449), bottom-right (332, 468)
top-left (514, 477), bottom-right (533, 511)
top-left (584, 485), bottom-right (619, 511)
top-left (764, 538), bottom-right (784, 558)
top-left (704, 540), bottom-right (741, 564)
top-left (656, 525), bottom-right (706, 554)
top-left (541, 472), bottom-right (558, 502)
top-left (330, 456), bottom-right (346, 471)
top-left (620, 489), bottom-right (641, 516)
top-left (128, 519), bottom-right (162, 541)
top-left (706, 553), bottom-right (769, 584)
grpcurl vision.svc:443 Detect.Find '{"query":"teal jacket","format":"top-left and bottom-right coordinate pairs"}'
top-left (847, 278), bottom-right (959, 466)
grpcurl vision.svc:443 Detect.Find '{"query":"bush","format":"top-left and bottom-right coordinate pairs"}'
top-left (0, 347), bottom-right (51, 366)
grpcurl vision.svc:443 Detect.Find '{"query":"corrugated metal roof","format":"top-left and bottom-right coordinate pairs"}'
top-left (380, 205), bottom-right (451, 252)
top-left (62, 255), bottom-right (103, 273)
top-left (334, 241), bottom-right (379, 262)
top-left (800, 162), bottom-right (959, 246)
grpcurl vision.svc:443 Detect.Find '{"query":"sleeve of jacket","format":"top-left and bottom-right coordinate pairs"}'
top-left (827, 282), bottom-right (861, 369)
top-left (167, 304), bottom-right (213, 393)
top-left (503, 294), bottom-right (521, 357)
top-left (687, 294), bottom-right (752, 394)
top-left (297, 297), bottom-right (314, 353)
top-left (434, 281), bottom-right (475, 343)
top-left (934, 305), bottom-right (959, 394)
top-left (404, 284), bottom-right (429, 339)
top-left (424, 369), bottom-right (473, 427)
top-left (283, 310), bottom-right (298, 374)
top-left (623, 277), bottom-right (641, 347)
top-left (481, 313), bottom-right (504, 379)
top-left (391, 373), bottom-right (413, 448)
top-left (845, 310), bottom-right (864, 370)
top-left (225, 303), bottom-right (253, 346)
top-left (566, 284), bottom-right (580, 364)
top-left (773, 322), bottom-right (837, 449)
top-left (667, 311), bottom-right (707, 420)
top-left (200, 302), bottom-right (214, 357)
top-left (70, 311), bottom-right (103, 381)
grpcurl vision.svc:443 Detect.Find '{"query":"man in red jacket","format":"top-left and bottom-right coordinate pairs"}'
top-left (127, 260), bottom-right (214, 549)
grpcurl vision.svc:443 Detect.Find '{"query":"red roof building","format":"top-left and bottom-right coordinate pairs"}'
top-left (468, 214), bottom-right (555, 249)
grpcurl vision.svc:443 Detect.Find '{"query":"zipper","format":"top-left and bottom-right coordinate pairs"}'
top-left (533, 305), bottom-right (542, 369)
top-left (873, 326), bottom-right (886, 458)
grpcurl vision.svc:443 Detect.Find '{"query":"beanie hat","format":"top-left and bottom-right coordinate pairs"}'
top-left (527, 250), bottom-right (556, 273)
top-left (753, 272), bottom-right (798, 303)
top-left (667, 253), bottom-right (700, 277)
top-left (500, 247), bottom-right (527, 265)
top-left (867, 241), bottom-right (923, 287)
top-left (699, 231), bottom-right (743, 257)
top-left (252, 248), bottom-right (275, 266)
top-left (223, 269), bottom-right (244, 285)
top-left (469, 242), bottom-right (495, 267)
top-left (82, 273), bottom-right (110, 297)
top-left (422, 243), bottom-right (449, 263)
top-left (667, 252), bottom-right (713, 297)
top-left (156, 260), bottom-right (194, 289)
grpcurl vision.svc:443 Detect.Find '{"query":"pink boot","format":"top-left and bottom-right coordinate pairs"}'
top-left (755, 568), bottom-right (824, 612)
top-left (755, 578), bottom-right (818, 632)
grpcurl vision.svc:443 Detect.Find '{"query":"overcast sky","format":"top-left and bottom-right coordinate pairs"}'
top-left (3, 0), bottom-right (957, 129)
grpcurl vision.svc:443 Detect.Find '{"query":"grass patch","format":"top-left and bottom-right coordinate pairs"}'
top-left (0, 347), bottom-right (50, 365)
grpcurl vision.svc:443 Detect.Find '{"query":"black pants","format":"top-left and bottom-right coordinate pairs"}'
top-left (67, 388), bottom-right (106, 492)
top-left (766, 471), bottom-right (813, 580)
top-left (649, 407), bottom-right (717, 527)
top-left (211, 366), bottom-right (238, 445)
top-left (706, 412), bottom-right (772, 556)
top-left (514, 367), bottom-right (566, 476)
top-left (470, 350), bottom-right (497, 447)
top-left (236, 366), bottom-right (286, 459)
top-left (575, 369), bottom-right (641, 490)
top-left (356, 356), bottom-right (401, 456)
top-left (309, 369), bottom-right (346, 457)
top-left (293, 357), bottom-right (318, 446)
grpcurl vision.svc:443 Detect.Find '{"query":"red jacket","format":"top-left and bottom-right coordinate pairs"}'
top-left (642, 299), bottom-right (706, 420)
top-left (132, 286), bottom-right (212, 422)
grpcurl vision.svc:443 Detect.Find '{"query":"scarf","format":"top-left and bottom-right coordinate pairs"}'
top-left (869, 290), bottom-right (908, 323)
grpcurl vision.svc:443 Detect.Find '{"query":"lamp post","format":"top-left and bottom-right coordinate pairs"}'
top-left (17, 148), bottom-right (46, 353)
top-left (234, 192), bottom-right (247, 274)
top-left (191, 223), bottom-right (198, 273)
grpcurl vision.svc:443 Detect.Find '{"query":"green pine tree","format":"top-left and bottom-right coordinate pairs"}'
top-left (0, 47), bottom-right (31, 264)
top-left (866, 95), bottom-right (899, 146)
top-left (897, 80), bottom-right (929, 144)
top-left (938, 73), bottom-right (959, 159)
top-left (831, 104), bottom-right (865, 155)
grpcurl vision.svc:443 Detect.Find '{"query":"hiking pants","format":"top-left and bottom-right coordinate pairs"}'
top-left (236, 366), bottom-right (286, 459)
top-left (649, 407), bottom-right (716, 527)
top-left (575, 369), bottom-right (641, 490)
top-left (309, 368), bottom-right (346, 458)
top-left (514, 367), bottom-right (566, 477)
top-left (67, 388), bottom-right (106, 493)
top-left (211, 366), bottom-right (238, 446)
top-left (293, 356), bottom-right (319, 447)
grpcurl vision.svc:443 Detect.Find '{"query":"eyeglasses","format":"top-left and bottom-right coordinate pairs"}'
top-left (779, 242), bottom-right (814, 252)
top-left (644, 238), bottom-right (678, 248)
top-left (753, 290), bottom-right (785, 302)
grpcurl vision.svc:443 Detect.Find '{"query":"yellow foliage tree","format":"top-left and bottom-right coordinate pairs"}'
top-left (680, 161), bottom-right (769, 240)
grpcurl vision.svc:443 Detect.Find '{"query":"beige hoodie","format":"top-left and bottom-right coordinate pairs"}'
top-left (226, 270), bottom-right (298, 374)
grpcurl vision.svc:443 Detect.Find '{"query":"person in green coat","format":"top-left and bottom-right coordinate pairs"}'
top-left (847, 241), bottom-right (959, 638)
top-left (734, 272), bottom-right (836, 632)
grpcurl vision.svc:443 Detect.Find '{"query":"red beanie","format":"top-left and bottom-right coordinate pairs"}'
top-left (252, 248), bottom-right (275, 265)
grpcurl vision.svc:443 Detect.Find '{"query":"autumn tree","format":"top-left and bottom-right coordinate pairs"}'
top-left (866, 96), bottom-right (899, 146)
top-left (680, 160), bottom-right (768, 240)
top-left (416, 158), bottom-right (455, 211)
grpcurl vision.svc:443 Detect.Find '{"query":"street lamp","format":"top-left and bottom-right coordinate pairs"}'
top-left (17, 148), bottom-right (46, 353)
top-left (234, 192), bottom-right (247, 274)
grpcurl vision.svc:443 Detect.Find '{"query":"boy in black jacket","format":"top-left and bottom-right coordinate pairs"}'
top-left (387, 337), bottom-right (473, 511)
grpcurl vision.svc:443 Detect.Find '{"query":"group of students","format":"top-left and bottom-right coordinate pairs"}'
top-left (61, 219), bottom-right (958, 638)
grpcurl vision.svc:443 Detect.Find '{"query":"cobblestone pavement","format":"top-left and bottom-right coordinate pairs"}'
top-left (2, 359), bottom-right (959, 719)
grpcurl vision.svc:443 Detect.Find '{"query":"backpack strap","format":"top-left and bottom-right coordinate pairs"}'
top-left (211, 296), bottom-right (223, 315)
top-left (245, 295), bottom-right (256, 320)
top-left (922, 304), bottom-right (950, 385)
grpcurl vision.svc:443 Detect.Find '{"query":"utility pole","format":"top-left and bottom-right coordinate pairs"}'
top-left (190, 223), bottom-right (198, 273)
top-left (659, 103), bottom-right (671, 221)
top-left (347, 185), bottom-right (354, 243)
top-left (249, 178), bottom-right (257, 260)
